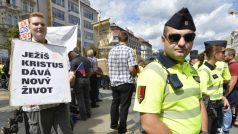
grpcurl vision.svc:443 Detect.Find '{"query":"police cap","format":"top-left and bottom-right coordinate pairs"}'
top-left (190, 50), bottom-right (199, 59)
top-left (204, 40), bottom-right (227, 49)
top-left (165, 8), bottom-right (196, 31)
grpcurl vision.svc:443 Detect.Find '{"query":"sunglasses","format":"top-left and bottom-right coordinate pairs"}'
top-left (164, 33), bottom-right (196, 43)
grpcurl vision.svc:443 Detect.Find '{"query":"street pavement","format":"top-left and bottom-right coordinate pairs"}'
top-left (1, 88), bottom-right (238, 134)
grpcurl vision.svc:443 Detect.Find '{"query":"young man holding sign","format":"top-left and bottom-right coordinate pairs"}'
top-left (22, 12), bottom-right (73, 134)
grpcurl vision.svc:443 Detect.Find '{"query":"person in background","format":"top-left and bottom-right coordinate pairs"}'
top-left (0, 61), bottom-right (4, 76)
top-left (137, 59), bottom-right (145, 74)
top-left (68, 50), bottom-right (92, 121)
top-left (195, 52), bottom-right (206, 69)
top-left (22, 12), bottom-right (73, 134)
top-left (108, 31), bottom-right (137, 134)
top-left (87, 49), bottom-right (101, 108)
top-left (189, 50), bottom-right (200, 70)
top-left (224, 48), bottom-right (238, 127)
top-left (215, 51), bottom-right (232, 134)
top-left (198, 40), bottom-right (230, 134)
top-left (134, 8), bottom-right (208, 134)
top-left (93, 51), bottom-right (103, 102)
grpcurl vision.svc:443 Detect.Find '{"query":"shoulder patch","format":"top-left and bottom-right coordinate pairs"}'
top-left (212, 74), bottom-right (218, 79)
top-left (137, 86), bottom-right (146, 104)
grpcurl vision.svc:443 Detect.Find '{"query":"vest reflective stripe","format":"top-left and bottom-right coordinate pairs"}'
top-left (210, 93), bottom-right (223, 100)
top-left (161, 106), bottom-right (200, 119)
top-left (164, 87), bottom-right (200, 102)
top-left (207, 85), bottom-right (220, 91)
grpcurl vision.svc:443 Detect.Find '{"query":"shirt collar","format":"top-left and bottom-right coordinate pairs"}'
top-left (32, 38), bottom-right (48, 44)
top-left (204, 62), bottom-right (216, 70)
top-left (157, 53), bottom-right (177, 68)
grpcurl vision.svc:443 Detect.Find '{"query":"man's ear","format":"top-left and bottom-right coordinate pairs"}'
top-left (161, 36), bottom-right (165, 44)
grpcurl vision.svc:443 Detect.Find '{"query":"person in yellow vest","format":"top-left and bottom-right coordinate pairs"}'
top-left (197, 40), bottom-right (230, 134)
top-left (137, 59), bottom-right (145, 74)
top-left (189, 50), bottom-right (199, 66)
top-left (216, 61), bottom-right (231, 84)
top-left (0, 63), bottom-right (4, 76)
top-left (134, 8), bottom-right (208, 134)
top-left (194, 52), bottom-right (206, 70)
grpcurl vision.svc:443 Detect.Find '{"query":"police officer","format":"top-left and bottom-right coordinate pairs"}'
top-left (133, 8), bottom-right (208, 134)
top-left (216, 50), bottom-right (231, 134)
top-left (198, 40), bottom-right (230, 134)
top-left (189, 50), bottom-right (200, 68)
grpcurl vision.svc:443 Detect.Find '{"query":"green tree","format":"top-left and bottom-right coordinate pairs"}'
top-left (0, 26), bottom-right (19, 55)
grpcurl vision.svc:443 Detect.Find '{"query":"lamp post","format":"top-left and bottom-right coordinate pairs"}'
top-left (79, 1), bottom-right (84, 56)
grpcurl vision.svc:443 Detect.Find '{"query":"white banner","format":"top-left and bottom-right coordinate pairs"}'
top-left (46, 25), bottom-right (78, 53)
top-left (9, 39), bottom-right (71, 106)
top-left (17, 19), bottom-right (78, 52)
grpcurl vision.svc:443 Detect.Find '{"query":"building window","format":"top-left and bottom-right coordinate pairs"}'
top-left (7, 15), bottom-right (12, 25)
top-left (83, 10), bottom-right (93, 20)
top-left (23, 2), bottom-right (28, 12)
top-left (52, 7), bottom-right (65, 21)
top-left (68, 1), bottom-right (79, 13)
top-left (52, 0), bottom-right (65, 7)
top-left (68, 14), bottom-right (79, 25)
top-left (113, 36), bottom-right (118, 40)
top-left (29, 3), bottom-right (34, 12)
top-left (11, 0), bottom-right (16, 5)
top-left (13, 16), bottom-right (17, 25)
top-left (53, 22), bottom-right (63, 26)
top-left (84, 41), bottom-right (90, 48)
top-left (84, 31), bottom-right (93, 40)
top-left (84, 20), bottom-right (93, 30)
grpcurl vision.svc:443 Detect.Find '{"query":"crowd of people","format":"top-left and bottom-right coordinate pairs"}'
top-left (6, 7), bottom-right (238, 134)
top-left (133, 8), bottom-right (238, 134)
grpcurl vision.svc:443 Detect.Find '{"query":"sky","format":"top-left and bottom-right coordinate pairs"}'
top-left (90, 0), bottom-right (238, 52)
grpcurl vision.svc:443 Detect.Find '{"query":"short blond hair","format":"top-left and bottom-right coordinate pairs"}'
top-left (87, 49), bottom-right (94, 57)
top-left (29, 12), bottom-right (45, 23)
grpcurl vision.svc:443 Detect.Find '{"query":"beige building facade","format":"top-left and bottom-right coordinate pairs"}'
top-left (93, 20), bottom-right (152, 60)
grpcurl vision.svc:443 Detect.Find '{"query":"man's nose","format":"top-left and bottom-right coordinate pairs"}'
top-left (177, 37), bottom-right (186, 47)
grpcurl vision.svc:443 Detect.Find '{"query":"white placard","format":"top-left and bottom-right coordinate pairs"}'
top-left (18, 19), bottom-right (31, 41)
top-left (9, 39), bottom-right (71, 106)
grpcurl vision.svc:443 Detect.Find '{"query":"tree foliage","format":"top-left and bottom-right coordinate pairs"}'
top-left (0, 26), bottom-right (19, 55)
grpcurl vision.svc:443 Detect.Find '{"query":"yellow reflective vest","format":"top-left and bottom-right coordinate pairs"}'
top-left (215, 61), bottom-right (231, 81)
top-left (134, 61), bottom-right (202, 134)
top-left (198, 62), bottom-right (224, 100)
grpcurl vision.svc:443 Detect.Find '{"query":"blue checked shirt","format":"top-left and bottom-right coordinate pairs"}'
top-left (108, 44), bottom-right (137, 87)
